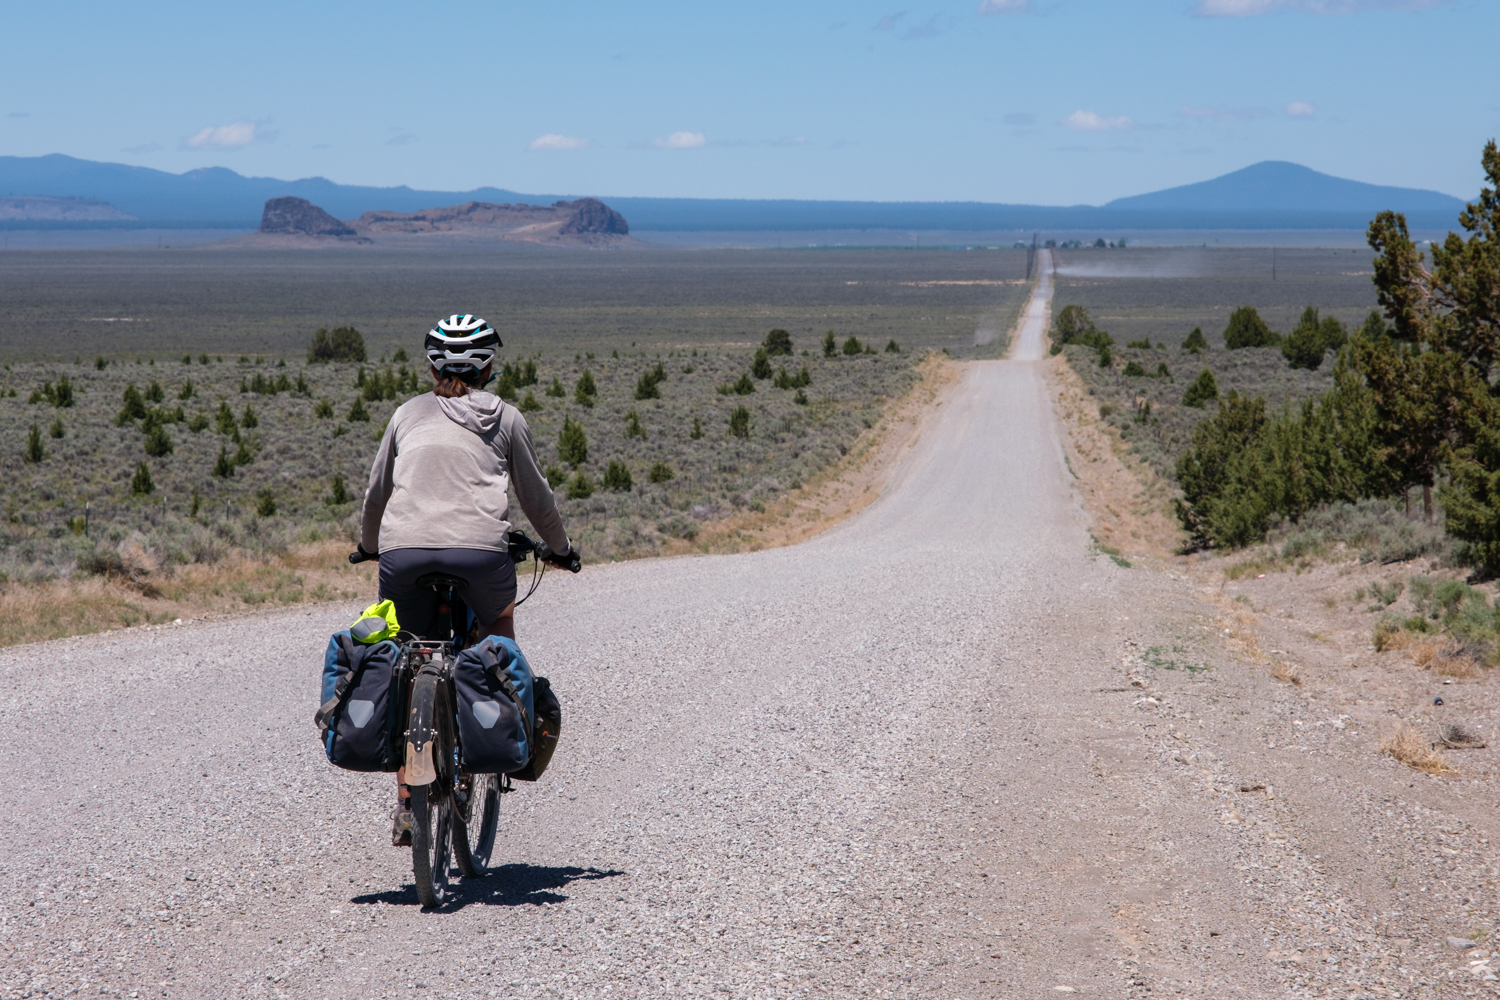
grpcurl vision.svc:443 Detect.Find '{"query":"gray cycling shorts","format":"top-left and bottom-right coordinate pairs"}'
top-left (378, 547), bottom-right (517, 638)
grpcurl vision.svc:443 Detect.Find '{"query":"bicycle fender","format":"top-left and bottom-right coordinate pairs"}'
top-left (405, 669), bottom-right (439, 787)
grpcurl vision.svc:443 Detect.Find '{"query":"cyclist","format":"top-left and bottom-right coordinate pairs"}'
top-left (356, 314), bottom-right (576, 845)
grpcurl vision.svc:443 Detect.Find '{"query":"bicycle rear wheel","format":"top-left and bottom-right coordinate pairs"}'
top-left (409, 783), bottom-right (453, 907)
top-left (407, 667), bottom-right (455, 908)
top-left (453, 773), bottom-right (500, 877)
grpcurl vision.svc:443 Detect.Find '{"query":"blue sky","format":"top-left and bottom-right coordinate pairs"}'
top-left (2, 0), bottom-right (1494, 204)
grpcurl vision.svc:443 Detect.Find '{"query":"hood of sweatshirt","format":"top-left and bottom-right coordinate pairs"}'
top-left (436, 390), bottom-right (503, 435)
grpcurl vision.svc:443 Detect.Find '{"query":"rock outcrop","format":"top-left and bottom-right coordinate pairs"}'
top-left (0, 196), bottom-right (136, 222)
top-left (354, 197), bottom-right (630, 243)
top-left (259, 196), bottom-right (359, 237)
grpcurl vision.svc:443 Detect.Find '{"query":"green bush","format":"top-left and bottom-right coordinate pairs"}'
top-left (347, 397), bottom-right (369, 422)
top-left (842, 336), bottom-right (864, 356)
top-left (314, 398), bottom-right (334, 419)
top-left (574, 370), bottom-right (597, 407)
top-left (729, 405), bottom-right (751, 438)
top-left (1126, 339), bottom-right (1152, 350)
top-left (545, 377), bottom-right (566, 398)
top-left (690, 417), bottom-right (703, 439)
top-left (635, 362), bottom-right (666, 400)
top-left (143, 424), bottom-right (173, 457)
top-left (24, 424), bottom-right (43, 464)
top-left (885, 339), bottom-right (901, 353)
top-left (308, 326), bottom-right (366, 363)
top-left (519, 390), bottom-right (541, 412)
top-left (822, 330), bottom-right (837, 357)
top-left (1181, 369), bottom-right (1219, 408)
top-left (256, 488), bottom-right (277, 517)
top-left (117, 384), bottom-right (147, 425)
top-left (327, 473), bottom-right (351, 505)
top-left (1223, 306), bottom-right (1279, 349)
top-left (130, 461), bottom-right (154, 495)
top-left (178, 379), bottom-right (194, 401)
top-left (48, 417), bottom-right (64, 439)
top-left (1123, 361), bottom-right (1147, 377)
top-left (624, 410), bottom-right (646, 439)
top-left (567, 471), bottom-right (594, 500)
top-left (241, 404), bottom-right (258, 429)
top-left (733, 373), bottom-right (755, 395)
top-left (145, 381), bottom-right (164, 403)
top-left (602, 460), bottom-right (634, 492)
top-left (764, 329), bottom-right (793, 356)
top-left (558, 416), bottom-right (589, 467)
top-left (1281, 307), bottom-right (1348, 371)
top-left (752, 348), bottom-right (773, 380)
top-left (1183, 327), bottom-right (1208, 353)
top-left (648, 461), bottom-right (674, 484)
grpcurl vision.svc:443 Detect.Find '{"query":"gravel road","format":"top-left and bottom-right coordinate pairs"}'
top-left (5, 325), bottom-right (1491, 997)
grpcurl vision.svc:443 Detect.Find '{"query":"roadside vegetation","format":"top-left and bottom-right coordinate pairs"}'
top-left (1058, 140), bottom-right (1500, 669)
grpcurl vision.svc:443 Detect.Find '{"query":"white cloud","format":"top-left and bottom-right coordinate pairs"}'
top-left (185, 121), bottom-right (257, 149)
top-left (1062, 110), bottom-right (1133, 131)
top-left (1285, 100), bottom-right (1317, 117)
top-left (652, 131), bottom-right (706, 150)
top-left (978, 0), bottom-right (1029, 13)
top-left (529, 133), bottom-right (591, 151)
top-left (1197, 0), bottom-right (1443, 15)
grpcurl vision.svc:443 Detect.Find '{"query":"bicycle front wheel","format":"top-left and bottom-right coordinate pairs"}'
top-left (454, 773), bottom-right (500, 877)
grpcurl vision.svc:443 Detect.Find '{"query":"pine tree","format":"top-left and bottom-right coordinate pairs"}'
top-left (558, 416), bottom-right (589, 467)
top-left (130, 461), bottom-right (155, 495)
top-left (24, 423), bottom-right (43, 463)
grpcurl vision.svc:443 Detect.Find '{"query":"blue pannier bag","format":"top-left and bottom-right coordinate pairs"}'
top-left (453, 635), bottom-right (534, 774)
top-left (315, 629), bottom-right (404, 772)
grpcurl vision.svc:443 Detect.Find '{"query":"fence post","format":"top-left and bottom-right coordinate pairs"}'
top-left (84, 501), bottom-right (90, 538)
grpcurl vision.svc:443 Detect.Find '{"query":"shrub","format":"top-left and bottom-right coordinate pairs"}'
top-left (178, 379), bottom-right (194, 400)
top-left (842, 336), bottom-right (863, 356)
top-left (544, 464), bottom-right (567, 488)
top-left (822, 330), bottom-right (837, 357)
top-left (215, 400), bottom-right (237, 434)
top-left (545, 377), bottom-right (566, 398)
top-left (48, 417), bottom-right (64, 439)
top-left (347, 397), bottom-right (370, 422)
top-left (733, 373), bottom-right (755, 395)
top-left (256, 488), bottom-right (277, 517)
top-left (188, 413), bottom-right (209, 432)
top-left (764, 329), bottom-right (793, 356)
top-left (558, 416), bottom-right (589, 467)
top-left (189, 486), bottom-right (201, 518)
top-left (233, 439), bottom-right (254, 467)
top-left (794, 389), bottom-right (809, 405)
top-left (143, 424), bottom-right (173, 457)
top-left (519, 390), bottom-right (541, 412)
top-left (574, 370), bottom-right (597, 407)
top-left (603, 461), bottom-right (634, 492)
top-left (392, 347), bottom-right (409, 363)
top-left (328, 473), bottom-right (351, 505)
top-left (635, 362), bottom-right (667, 400)
top-left (145, 381), bottom-right (164, 403)
top-left (1223, 306), bottom-right (1279, 349)
top-left (1282, 307), bottom-right (1349, 371)
top-left (1125, 339), bottom-right (1152, 350)
top-left (24, 423), bottom-right (43, 463)
top-left (885, 339), bottom-right (901, 353)
top-left (130, 461), bottom-right (155, 495)
top-left (314, 398), bottom-right (334, 419)
top-left (729, 405), bottom-right (751, 438)
top-left (624, 410), bottom-right (646, 439)
top-left (1156, 363), bottom-right (1172, 379)
top-left (751, 349), bottom-right (773, 380)
top-left (1181, 369), bottom-right (1219, 408)
top-left (690, 417), bottom-right (703, 439)
top-left (648, 461), bottom-right (674, 483)
top-left (294, 373), bottom-right (310, 396)
top-left (95, 356), bottom-right (108, 370)
top-left (1098, 344), bottom-right (1113, 368)
top-left (308, 325), bottom-right (366, 363)
top-left (567, 471), bottom-right (594, 500)
top-left (1183, 327), bottom-right (1208, 353)
top-left (1123, 361), bottom-right (1147, 377)
top-left (241, 404), bottom-right (258, 429)
top-left (117, 384), bottom-right (147, 424)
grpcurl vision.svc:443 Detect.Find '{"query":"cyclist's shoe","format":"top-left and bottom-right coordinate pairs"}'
top-left (391, 800), bottom-right (413, 847)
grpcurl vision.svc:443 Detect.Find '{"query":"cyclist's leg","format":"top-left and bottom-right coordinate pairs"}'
top-left (377, 548), bottom-right (443, 638)
top-left (442, 548), bottom-right (518, 641)
top-left (482, 601), bottom-right (516, 640)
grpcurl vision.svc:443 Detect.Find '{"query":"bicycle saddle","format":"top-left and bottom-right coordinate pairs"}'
top-left (415, 572), bottom-right (469, 591)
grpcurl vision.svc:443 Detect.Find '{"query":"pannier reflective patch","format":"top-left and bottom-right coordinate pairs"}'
top-left (472, 700), bottom-right (502, 729)
top-left (347, 700), bottom-right (376, 728)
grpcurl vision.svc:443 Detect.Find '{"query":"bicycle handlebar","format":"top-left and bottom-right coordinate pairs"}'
top-left (348, 531), bottom-right (581, 573)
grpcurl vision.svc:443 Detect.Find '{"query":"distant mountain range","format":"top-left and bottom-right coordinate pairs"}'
top-left (0, 153), bottom-right (1471, 232)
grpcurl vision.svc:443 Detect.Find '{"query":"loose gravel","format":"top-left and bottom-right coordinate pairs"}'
top-left (4, 352), bottom-right (1496, 999)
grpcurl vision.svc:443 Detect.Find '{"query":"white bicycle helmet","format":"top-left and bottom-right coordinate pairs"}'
top-left (424, 314), bottom-right (501, 380)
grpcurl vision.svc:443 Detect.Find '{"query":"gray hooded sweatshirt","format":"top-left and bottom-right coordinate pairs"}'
top-left (360, 390), bottom-right (569, 555)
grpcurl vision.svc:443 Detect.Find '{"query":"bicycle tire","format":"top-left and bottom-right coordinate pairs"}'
top-left (408, 668), bottom-right (455, 908)
top-left (453, 773), bottom-right (500, 877)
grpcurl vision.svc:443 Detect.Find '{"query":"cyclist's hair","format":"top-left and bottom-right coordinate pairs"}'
top-left (433, 369), bottom-right (473, 398)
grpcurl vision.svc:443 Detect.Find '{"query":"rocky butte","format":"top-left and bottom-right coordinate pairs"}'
top-left (245, 195), bottom-right (631, 247)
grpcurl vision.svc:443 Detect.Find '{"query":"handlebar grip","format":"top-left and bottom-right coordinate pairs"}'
top-left (348, 549), bottom-right (377, 565)
top-left (534, 542), bottom-right (582, 574)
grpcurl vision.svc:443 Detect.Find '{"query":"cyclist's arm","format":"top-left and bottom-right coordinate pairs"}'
top-left (504, 409), bottom-right (572, 555)
top-left (360, 418), bottom-right (399, 554)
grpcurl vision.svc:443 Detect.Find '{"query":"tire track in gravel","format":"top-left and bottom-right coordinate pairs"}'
top-left (3, 344), bottom-right (1352, 1000)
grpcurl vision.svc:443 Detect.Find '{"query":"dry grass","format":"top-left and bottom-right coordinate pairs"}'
top-left (1379, 723), bottom-right (1456, 775)
top-left (0, 538), bottom-right (376, 648)
top-left (1271, 661), bottom-right (1303, 686)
